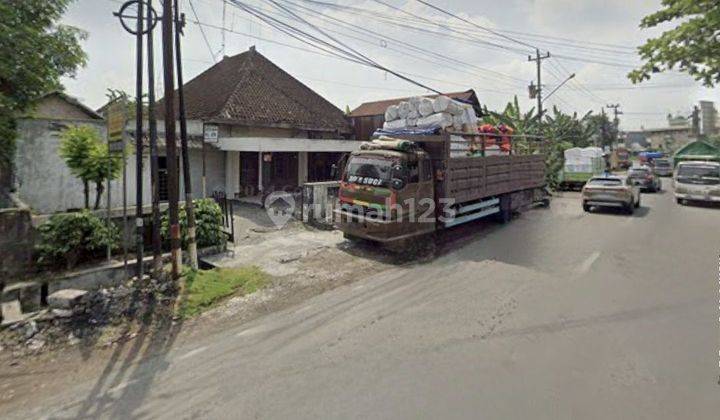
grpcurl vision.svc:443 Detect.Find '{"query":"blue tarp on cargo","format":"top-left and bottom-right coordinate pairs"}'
top-left (372, 127), bottom-right (440, 137)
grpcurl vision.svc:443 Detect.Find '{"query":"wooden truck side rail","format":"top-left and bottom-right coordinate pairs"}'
top-left (446, 155), bottom-right (545, 204)
top-left (388, 133), bottom-right (546, 205)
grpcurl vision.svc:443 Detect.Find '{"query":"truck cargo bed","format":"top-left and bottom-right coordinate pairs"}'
top-left (445, 155), bottom-right (546, 204)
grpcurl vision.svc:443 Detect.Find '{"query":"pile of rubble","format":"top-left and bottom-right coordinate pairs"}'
top-left (0, 275), bottom-right (177, 358)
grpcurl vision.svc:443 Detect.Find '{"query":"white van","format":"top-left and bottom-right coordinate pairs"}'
top-left (674, 161), bottom-right (720, 204)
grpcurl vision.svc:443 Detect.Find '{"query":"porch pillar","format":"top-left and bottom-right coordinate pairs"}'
top-left (298, 151), bottom-right (308, 185)
top-left (257, 152), bottom-right (263, 193)
top-left (225, 151), bottom-right (239, 198)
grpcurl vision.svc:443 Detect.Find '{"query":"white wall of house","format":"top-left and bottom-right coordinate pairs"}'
top-left (14, 119), bottom-right (225, 214)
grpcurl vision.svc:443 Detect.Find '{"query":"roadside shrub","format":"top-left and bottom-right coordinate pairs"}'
top-left (36, 210), bottom-right (119, 269)
top-left (546, 141), bottom-right (573, 190)
top-left (161, 198), bottom-right (225, 248)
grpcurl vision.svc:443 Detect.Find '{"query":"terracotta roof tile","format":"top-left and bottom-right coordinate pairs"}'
top-left (157, 48), bottom-right (351, 132)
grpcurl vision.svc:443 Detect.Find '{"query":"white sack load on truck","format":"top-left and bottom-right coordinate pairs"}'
top-left (378, 95), bottom-right (478, 134)
top-left (417, 112), bottom-right (454, 129)
top-left (418, 98), bottom-right (434, 117)
top-left (384, 104), bottom-right (399, 121)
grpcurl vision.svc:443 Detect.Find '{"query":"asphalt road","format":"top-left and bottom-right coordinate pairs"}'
top-left (7, 184), bottom-right (720, 419)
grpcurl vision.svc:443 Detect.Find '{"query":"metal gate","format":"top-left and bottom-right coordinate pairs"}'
top-left (213, 191), bottom-right (235, 243)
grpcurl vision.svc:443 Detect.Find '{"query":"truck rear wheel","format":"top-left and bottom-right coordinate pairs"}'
top-left (496, 195), bottom-right (512, 224)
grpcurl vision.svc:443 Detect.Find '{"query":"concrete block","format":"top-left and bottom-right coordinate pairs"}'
top-left (2, 281), bottom-right (42, 312)
top-left (47, 289), bottom-right (88, 309)
top-left (1, 300), bottom-right (23, 326)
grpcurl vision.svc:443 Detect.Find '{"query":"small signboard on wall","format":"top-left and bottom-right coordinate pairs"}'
top-left (204, 123), bottom-right (219, 144)
top-left (107, 99), bottom-right (127, 152)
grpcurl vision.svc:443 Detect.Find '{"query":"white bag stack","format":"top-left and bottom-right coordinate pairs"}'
top-left (417, 112), bottom-right (453, 129)
top-left (383, 119), bottom-right (408, 131)
top-left (397, 101), bottom-right (413, 119)
top-left (379, 95), bottom-right (478, 134)
top-left (384, 105), bottom-right (399, 121)
top-left (418, 98), bottom-right (434, 117)
top-left (432, 95), bottom-right (463, 115)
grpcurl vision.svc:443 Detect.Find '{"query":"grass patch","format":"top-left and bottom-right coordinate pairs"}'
top-left (178, 266), bottom-right (269, 318)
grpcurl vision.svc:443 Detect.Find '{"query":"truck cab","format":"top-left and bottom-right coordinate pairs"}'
top-left (337, 147), bottom-right (437, 247)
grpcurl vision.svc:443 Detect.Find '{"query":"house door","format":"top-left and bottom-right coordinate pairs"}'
top-left (266, 152), bottom-right (298, 191)
top-left (239, 152), bottom-right (259, 196)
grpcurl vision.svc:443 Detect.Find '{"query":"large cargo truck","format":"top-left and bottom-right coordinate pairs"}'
top-left (335, 134), bottom-right (548, 250)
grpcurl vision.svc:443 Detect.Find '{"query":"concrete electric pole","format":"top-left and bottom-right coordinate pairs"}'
top-left (529, 49), bottom-right (551, 120)
top-left (162, 0), bottom-right (182, 278)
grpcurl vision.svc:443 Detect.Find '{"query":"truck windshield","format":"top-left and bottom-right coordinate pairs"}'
top-left (677, 165), bottom-right (720, 185)
top-left (344, 156), bottom-right (395, 187)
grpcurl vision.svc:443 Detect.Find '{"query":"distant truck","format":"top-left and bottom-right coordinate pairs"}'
top-left (613, 147), bottom-right (631, 170)
top-left (335, 134), bottom-right (548, 250)
top-left (558, 147), bottom-right (605, 190)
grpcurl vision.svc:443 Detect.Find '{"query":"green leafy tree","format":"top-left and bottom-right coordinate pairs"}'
top-left (629, 0), bottom-right (720, 87)
top-left (86, 142), bottom-right (124, 210)
top-left (585, 113), bottom-right (618, 149)
top-left (543, 106), bottom-right (596, 148)
top-left (482, 96), bottom-right (538, 137)
top-left (0, 0), bottom-right (87, 183)
top-left (59, 125), bottom-right (98, 208)
top-left (59, 125), bottom-right (124, 210)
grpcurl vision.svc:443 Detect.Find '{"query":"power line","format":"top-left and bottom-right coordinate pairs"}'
top-left (276, 0), bottom-right (527, 86)
top-left (226, 0), bottom-right (445, 94)
top-left (187, 0), bottom-right (218, 63)
top-left (412, 0), bottom-right (540, 51)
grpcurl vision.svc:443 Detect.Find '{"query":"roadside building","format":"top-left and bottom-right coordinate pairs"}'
top-left (157, 46), bottom-right (358, 201)
top-left (673, 140), bottom-right (720, 165)
top-left (625, 126), bottom-right (692, 153)
top-left (348, 90), bottom-right (481, 140)
top-left (13, 92), bottom-right (111, 213)
top-left (13, 48), bottom-right (358, 214)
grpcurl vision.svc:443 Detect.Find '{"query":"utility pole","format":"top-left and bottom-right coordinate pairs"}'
top-left (606, 104), bottom-right (622, 150)
top-left (147, 0), bottom-right (162, 274)
top-left (174, 0), bottom-right (198, 270)
top-left (606, 104), bottom-right (622, 127)
top-left (528, 49), bottom-right (551, 120)
top-left (134, 0), bottom-right (145, 280)
top-left (162, 0), bottom-right (182, 279)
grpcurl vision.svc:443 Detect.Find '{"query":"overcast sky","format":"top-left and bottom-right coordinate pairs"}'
top-left (60, 0), bottom-right (720, 130)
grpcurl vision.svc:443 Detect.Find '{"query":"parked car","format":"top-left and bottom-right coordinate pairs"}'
top-left (653, 158), bottom-right (673, 177)
top-left (674, 161), bottom-right (720, 205)
top-left (582, 175), bottom-right (641, 215)
top-left (628, 166), bottom-right (662, 192)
